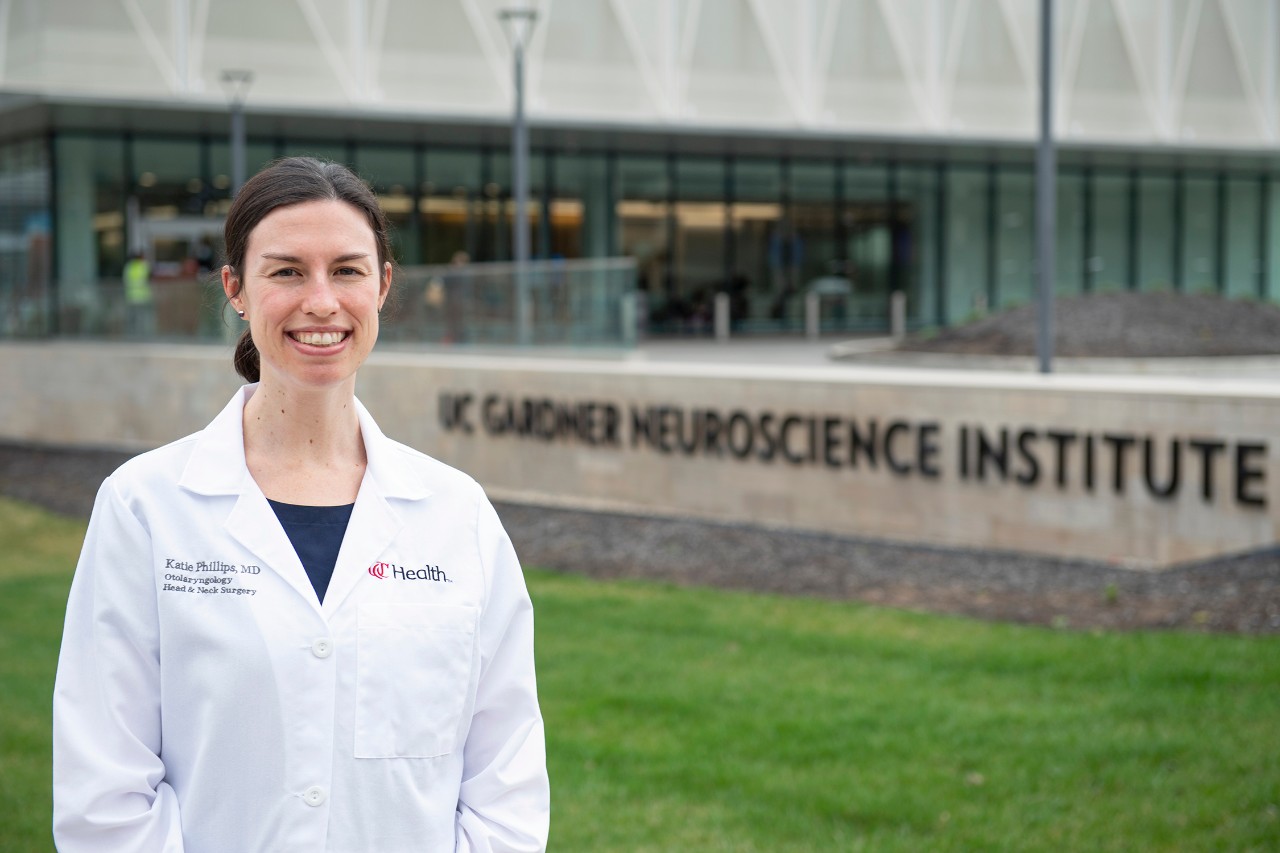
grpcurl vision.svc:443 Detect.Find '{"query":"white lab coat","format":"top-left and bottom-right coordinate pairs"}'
top-left (53, 385), bottom-right (549, 852)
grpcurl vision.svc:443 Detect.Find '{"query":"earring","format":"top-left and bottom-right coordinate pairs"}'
top-left (237, 310), bottom-right (246, 319)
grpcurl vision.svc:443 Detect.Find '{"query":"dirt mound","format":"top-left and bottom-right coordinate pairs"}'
top-left (901, 292), bottom-right (1280, 357)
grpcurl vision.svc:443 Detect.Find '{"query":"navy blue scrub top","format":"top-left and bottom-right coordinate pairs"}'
top-left (267, 499), bottom-right (355, 604)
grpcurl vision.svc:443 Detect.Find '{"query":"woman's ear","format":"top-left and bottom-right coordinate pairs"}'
top-left (221, 265), bottom-right (242, 310)
top-left (379, 261), bottom-right (393, 311)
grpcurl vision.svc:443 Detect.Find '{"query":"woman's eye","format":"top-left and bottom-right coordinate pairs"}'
top-left (271, 268), bottom-right (299, 278)
top-left (336, 267), bottom-right (363, 277)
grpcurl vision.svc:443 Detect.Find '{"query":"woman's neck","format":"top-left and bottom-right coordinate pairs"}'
top-left (242, 379), bottom-right (367, 504)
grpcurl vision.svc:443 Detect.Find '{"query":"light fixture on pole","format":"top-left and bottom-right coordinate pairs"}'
top-left (220, 69), bottom-right (254, 198)
top-left (498, 5), bottom-right (537, 345)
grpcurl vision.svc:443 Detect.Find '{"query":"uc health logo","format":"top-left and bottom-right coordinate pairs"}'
top-left (367, 561), bottom-right (451, 583)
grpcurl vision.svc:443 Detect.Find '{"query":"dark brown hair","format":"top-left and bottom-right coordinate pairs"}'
top-left (223, 157), bottom-right (393, 382)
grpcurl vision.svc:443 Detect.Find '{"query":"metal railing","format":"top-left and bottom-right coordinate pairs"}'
top-left (381, 257), bottom-right (638, 348)
top-left (1, 257), bottom-right (640, 349)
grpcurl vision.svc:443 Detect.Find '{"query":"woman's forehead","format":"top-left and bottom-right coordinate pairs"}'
top-left (248, 199), bottom-right (377, 255)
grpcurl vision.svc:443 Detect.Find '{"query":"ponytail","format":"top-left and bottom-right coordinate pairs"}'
top-left (233, 327), bottom-right (260, 382)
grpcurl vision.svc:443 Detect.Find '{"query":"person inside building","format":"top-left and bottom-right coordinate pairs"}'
top-left (52, 156), bottom-right (550, 852)
top-left (122, 249), bottom-right (153, 337)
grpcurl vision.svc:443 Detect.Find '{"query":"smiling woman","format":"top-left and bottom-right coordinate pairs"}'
top-left (52, 158), bottom-right (550, 853)
top-left (221, 157), bottom-right (395, 386)
top-left (224, 199), bottom-right (389, 395)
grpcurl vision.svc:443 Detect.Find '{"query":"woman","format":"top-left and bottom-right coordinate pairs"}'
top-left (52, 157), bottom-right (549, 852)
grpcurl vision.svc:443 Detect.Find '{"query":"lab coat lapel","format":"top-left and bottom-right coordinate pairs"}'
top-left (321, 400), bottom-right (430, 615)
top-left (180, 385), bottom-right (322, 614)
top-left (225, 489), bottom-right (321, 612)
top-left (321, 477), bottom-right (401, 615)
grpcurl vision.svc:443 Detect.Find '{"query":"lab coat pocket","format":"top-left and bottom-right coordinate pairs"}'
top-left (355, 603), bottom-right (479, 759)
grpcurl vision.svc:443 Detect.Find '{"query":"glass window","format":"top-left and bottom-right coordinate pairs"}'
top-left (791, 161), bottom-right (840, 324)
top-left (1225, 176), bottom-right (1262, 299)
top-left (844, 164), bottom-right (891, 328)
top-left (1269, 178), bottom-right (1280, 303)
top-left (616, 156), bottom-right (671, 323)
top-left (1136, 173), bottom-right (1175, 292)
top-left (356, 145), bottom-right (418, 264)
top-left (283, 141), bottom-right (349, 164)
top-left (730, 159), bottom-right (782, 329)
top-left (547, 153), bottom-right (608, 260)
top-left (946, 168), bottom-right (989, 321)
top-left (896, 165), bottom-right (939, 328)
top-left (420, 148), bottom-right (481, 265)
top-left (1055, 169), bottom-right (1085, 296)
top-left (672, 157), bottom-right (725, 333)
top-left (1181, 175), bottom-right (1218, 293)
top-left (996, 168), bottom-right (1034, 307)
top-left (130, 138), bottom-right (206, 278)
top-left (1088, 171), bottom-right (1130, 293)
top-left (0, 138), bottom-right (52, 336)
top-left (209, 138), bottom-right (277, 218)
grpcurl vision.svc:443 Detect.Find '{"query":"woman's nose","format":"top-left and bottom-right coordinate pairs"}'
top-left (301, 276), bottom-right (340, 315)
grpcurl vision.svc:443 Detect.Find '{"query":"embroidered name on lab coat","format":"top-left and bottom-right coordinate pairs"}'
top-left (161, 556), bottom-right (261, 596)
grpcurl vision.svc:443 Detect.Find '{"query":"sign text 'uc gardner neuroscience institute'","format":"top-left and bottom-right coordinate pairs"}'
top-left (438, 393), bottom-right (1269, 508)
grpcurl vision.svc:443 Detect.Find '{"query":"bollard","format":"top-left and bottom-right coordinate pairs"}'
top-left (891, 289), bottom-right (906, 341)
top-left (805, 291), bottom-right (820, 339)
top-left (619, 291), bottom-right (637, 348)
top-left (714, 292), bottom-right (730, 341)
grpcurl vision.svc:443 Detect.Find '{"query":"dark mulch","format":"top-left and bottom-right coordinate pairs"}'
top-left (901, 292), bottom-right (1280, 357)
top-left (4, 441), bottom-right (1277, 635)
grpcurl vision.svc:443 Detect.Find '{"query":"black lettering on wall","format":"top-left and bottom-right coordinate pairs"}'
top-left (1143, 438), bottom-right (1180, 500)
top-left (1046, 430), bottom-right (1076, 488)
top-left (1189, 438), bottom-right (1227, 502)
top-left (482, 394), bottom-right (504, 434)
top-left (850, 420), bottom-right (878, 469)
top-left (1015, 429), bottom-right (1040, 486)
top-left (976, 427), bottom-right (1008, 482)
top-left (780, 416), bottom-right (807, 465)
top-left (704, 410), bottom-right (725, 458)
top-left (757, 413), bottom-right (779, 463)
top-left (727, 411), bottom-right (754, 459)
top-left (1084, 435), bottom-right (1095, 492)
top-left (1236, 443), bottom-right (1268, 508)
top-left (918, 422), bottom-right (942, 479)
top-left (630, 406), bottom-right (654, 450)
top-left (447, 393), bottom-right (1272, 514)
top-left (439, 393), bottom-right (474, 434)
top-left (1103, 433), bottom-right (1137, 495)
top-left (884, 420), bottom-right (913, 476)
top-left (822, 418), bottom-right (842, 469)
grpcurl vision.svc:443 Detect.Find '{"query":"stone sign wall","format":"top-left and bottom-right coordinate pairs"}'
top-left (2, 342), bottom-right (1276, 567)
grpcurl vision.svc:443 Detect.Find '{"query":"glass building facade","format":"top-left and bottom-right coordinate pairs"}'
top-left (3, 125), bottom-right (1280, 340)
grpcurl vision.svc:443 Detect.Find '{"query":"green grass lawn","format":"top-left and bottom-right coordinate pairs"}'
top-left (3, 497), bottom-right (1278, 851)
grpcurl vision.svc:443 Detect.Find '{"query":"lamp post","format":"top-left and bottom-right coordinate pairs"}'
top-left (499, 6), bottom-right (537, 345)
top-left (1035, 0), bottom-right (1055, 374)
top-left (220, 69), bottom-right (254, 198)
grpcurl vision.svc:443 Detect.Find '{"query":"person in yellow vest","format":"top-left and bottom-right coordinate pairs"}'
top-left (123, 251), bottom-right (154, 337)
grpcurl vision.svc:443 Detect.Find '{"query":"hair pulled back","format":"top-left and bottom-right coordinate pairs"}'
top-left (223, 157), bottom-right (393, 382)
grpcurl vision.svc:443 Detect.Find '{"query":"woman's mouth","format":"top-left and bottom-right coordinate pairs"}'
top-left (290, 331), bottom-right (348, 346)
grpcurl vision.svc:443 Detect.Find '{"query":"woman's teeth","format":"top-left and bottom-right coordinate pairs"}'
top-left (292, 331), bottom-right (345, 346)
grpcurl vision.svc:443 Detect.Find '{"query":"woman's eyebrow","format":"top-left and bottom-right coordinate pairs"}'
top-left (259, 252), bottom-right (372, 263)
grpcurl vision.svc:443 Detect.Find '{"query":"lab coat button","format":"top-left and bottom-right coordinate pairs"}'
top-left (311, 638), bottom-right (333, 659)
top-left (303, 785), bottom-right (327, 807)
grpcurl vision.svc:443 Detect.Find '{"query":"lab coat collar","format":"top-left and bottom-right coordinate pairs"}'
top-left (178, 385), bottom-right (433, 618)
top-left (178, 385), bottom-right (432, 502)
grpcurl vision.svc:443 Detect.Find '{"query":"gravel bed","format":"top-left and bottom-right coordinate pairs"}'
top-left (901, 292), bottom-right (1280, 357)
top-left (5, 441), bottom-right (1278, 634)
